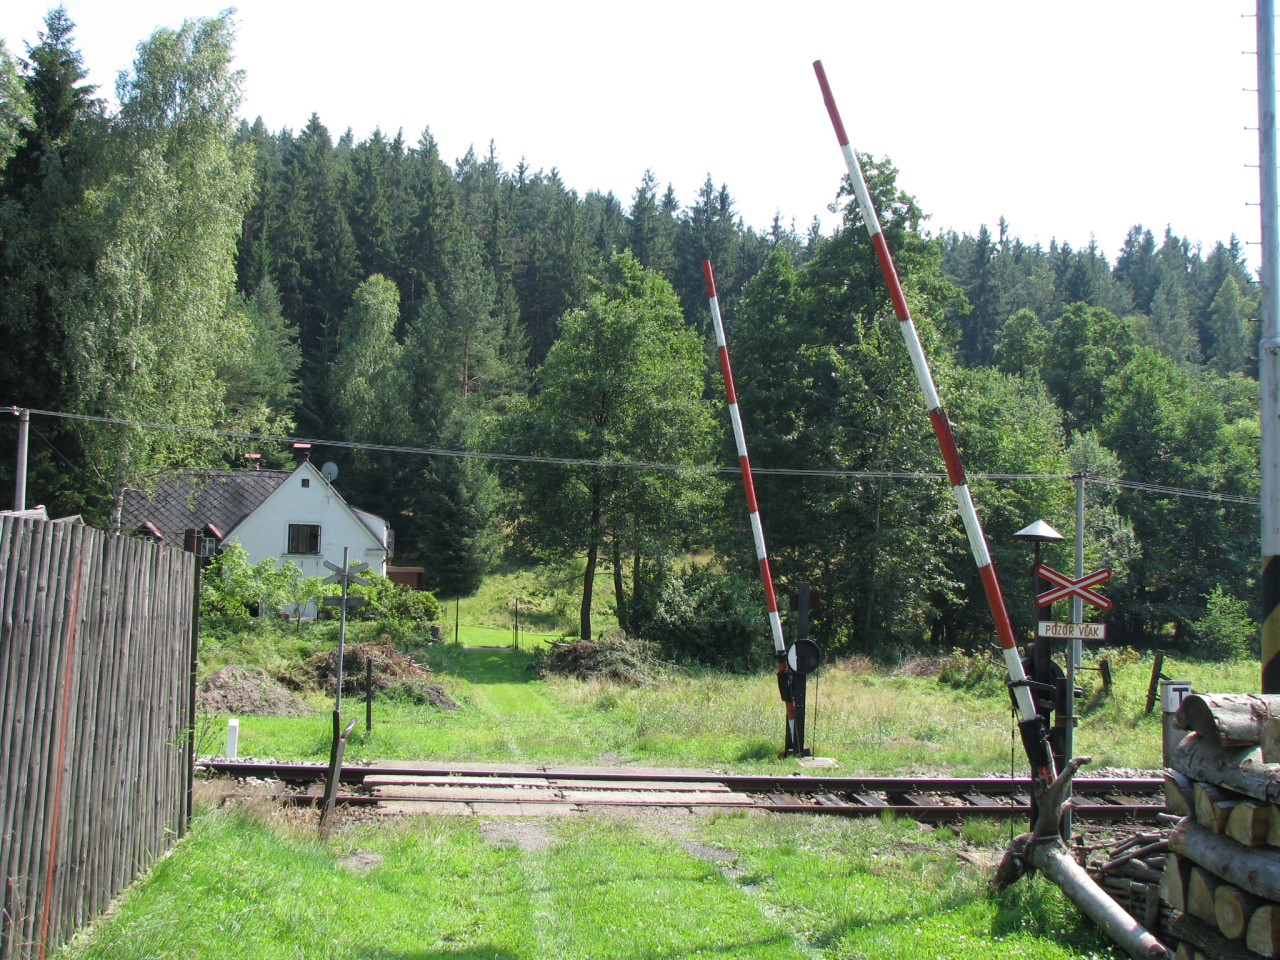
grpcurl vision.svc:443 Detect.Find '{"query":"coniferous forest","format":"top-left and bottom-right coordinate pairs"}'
top-left (0, 11), bottom-right (1263, 658)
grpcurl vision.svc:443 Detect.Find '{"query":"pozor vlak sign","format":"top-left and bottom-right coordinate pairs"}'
top-left (1036, 620), bottom-right (1106, 641)
top-left (1034, 564), bottom-right (1111, 641)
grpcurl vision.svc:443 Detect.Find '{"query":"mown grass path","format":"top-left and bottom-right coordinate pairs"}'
top-left (451, 646), bottom-right (581, 758)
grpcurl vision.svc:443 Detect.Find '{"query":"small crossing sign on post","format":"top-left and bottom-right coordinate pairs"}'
top-left (321, 551), bottom-right (368, 714)
top-left (323, 559), bottom-right (369, 588)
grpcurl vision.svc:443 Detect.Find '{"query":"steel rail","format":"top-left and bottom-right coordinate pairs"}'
top-left (276, 792), bottom-right (1162, 822)
top-left (201, 760), bottom-right (1160, 796)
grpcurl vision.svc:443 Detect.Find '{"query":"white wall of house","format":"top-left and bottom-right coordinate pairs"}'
top-left (220, 461), bottom-right (389, 582)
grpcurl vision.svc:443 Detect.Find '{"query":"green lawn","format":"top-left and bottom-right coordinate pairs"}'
top-left (441, 622), bottom-right (560, 649)
top-left (54, 802), bottom-right (1120, 960)
top-left (436, 563), bottom-right (622, 642)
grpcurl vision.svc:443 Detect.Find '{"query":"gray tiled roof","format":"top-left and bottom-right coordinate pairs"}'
top-left (119, 470), bottom-right (290, 542)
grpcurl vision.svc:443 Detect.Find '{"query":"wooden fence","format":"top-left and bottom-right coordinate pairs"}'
top-left (0, 516), bottom-right (197, 960)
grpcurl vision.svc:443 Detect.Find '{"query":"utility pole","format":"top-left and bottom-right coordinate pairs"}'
top-left (1258, 0), bottom-right (1280, 693)
top-left (3, 407), bottom-right (28, 511)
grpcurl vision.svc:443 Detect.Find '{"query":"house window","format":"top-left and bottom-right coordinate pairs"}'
top-left (301, 478), bottom-right (310, 488)
top-left (287, 523), bottom-right (320, 555)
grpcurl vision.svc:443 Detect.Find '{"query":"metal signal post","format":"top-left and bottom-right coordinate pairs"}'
top-left (786, 584), bottom-right (823, 757)
top-left (812, 61), bottom-right (1055, 782)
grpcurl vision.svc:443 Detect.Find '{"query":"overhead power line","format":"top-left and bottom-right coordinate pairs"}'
top-left (6, 406), bottom-right (1261, 506)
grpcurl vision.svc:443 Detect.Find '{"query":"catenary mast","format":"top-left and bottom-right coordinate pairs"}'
top-left (1258, 0), bottom-right (1280, 693)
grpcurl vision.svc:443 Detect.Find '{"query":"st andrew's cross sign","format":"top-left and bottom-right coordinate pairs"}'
top-left (1034, 564), bottom-right (1112, 611)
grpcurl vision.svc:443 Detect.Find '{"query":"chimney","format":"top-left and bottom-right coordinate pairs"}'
top-left (291, 442), bottom-right (311, 465)
top-left (242, 452), bottom-right (262, 470)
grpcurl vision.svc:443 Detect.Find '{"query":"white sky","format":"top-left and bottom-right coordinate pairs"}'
top-left (0, 1), bottom-right (1266, 265)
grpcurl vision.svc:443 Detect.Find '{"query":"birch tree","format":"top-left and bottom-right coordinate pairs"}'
top-left (68, 13), bottom-right (253, 529)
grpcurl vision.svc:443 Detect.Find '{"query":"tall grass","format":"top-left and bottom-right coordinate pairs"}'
top-left (219, 645), bottom-right (1252, 773)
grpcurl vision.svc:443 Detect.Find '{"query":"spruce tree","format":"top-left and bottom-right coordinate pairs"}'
top-left (0, 9), bottom-right (101, 516)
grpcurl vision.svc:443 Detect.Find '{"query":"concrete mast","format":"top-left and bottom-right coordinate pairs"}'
top-left (1258, 0), bottom-right (1280, 692)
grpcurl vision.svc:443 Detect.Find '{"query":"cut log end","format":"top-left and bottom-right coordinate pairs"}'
top-left (1248, 903), bottom-right (1280, 957)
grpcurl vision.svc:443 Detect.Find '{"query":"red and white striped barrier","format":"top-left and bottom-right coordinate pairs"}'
top-left (704, 261), bottom-right (787, 657)
top-left (812, 60), bottom-right (1054, 780)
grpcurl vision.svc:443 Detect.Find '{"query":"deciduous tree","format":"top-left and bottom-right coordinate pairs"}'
top-left (67, 12), bottom-right (253, 530)
top-left (503, 252), bottom-right (716, 639)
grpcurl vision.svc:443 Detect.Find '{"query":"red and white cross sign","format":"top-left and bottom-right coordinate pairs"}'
top-left (1035, 564), bottom-right (1112, 611)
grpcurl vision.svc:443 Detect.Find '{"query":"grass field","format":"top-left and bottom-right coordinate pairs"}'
top-left (66, 607), bottom-right (1257, 960)
top-left (437, 563), bottom-right (622, 642)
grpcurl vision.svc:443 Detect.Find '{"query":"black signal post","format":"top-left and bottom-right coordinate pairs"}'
top-left (782, 583), bottom-right (822, 757)
top-left (1012, 520), bottom-right (1067, 826)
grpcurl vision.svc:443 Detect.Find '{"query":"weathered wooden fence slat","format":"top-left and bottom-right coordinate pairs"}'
top-left (0, 517), bottom-right (196, 960)
top-left (13, 522), bottom-right (62, 956)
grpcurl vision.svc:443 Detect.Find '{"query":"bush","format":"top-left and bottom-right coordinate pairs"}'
top-left (937, 648), bottom-right (1010, 698)
top-left (1191, 585), bottom-right (1257, 661)
top-left (640, 567), bottom-right (769, 671)
top-left (200, 542), bottom-right (264, 625)
top-left (200, 541), bottom-right (324, 628)
top-left (346, 571), bottom-right (441, 623)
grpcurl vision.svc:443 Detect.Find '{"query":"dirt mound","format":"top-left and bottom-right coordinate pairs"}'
top-left (538, 638), bottom-right (651, 685)
top-left (306, 642), bottom-right (457, 708)
top-left (307, 642), bottom-right (430, 695)
top-left (198, 666), bottom-right (312, 717)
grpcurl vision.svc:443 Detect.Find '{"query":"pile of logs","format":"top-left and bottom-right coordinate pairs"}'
top-left (1158, 693), bottom-right (1280, 960)
top-left (1088, 829), bottom-right (1172, 932)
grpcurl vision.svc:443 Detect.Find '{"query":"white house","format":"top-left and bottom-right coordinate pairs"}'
top-left (220, 458), bottom-right (389, 579)
top-left (120, 459), bottom-right (391, 584)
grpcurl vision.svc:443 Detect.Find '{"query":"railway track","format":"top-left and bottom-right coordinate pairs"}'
top-left (201, 760), bottom-right (1167, 822)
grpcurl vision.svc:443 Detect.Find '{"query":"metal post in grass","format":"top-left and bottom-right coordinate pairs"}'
top-left (319, 716), bottom-right (358, 841)
top-left (319, 549), bottom-right (369, 836)
top-left (321, 547), bottom-right (370, 713)
top-left (1144, 652), bottom-right (1166, 715)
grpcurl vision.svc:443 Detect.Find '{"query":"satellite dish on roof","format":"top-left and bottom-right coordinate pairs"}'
top-left (320, 461), bottom-right (339, 483)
